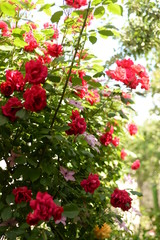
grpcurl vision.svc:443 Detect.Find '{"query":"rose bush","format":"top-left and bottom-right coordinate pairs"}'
top-left (0, 0), bottom-right (149, 239)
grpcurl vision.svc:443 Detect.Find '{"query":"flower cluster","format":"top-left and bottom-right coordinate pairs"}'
top-left (12, 186), bottom-right (32, 204)
top-left (128, 123), bottom-right (138, 136)
top-left (80, 173), bottom-right (100, 194)
top-left (110, 188), bottom-right (132, 211)
top-left (106, 58), bottom-right (150, 90)
top-left (65, 0), bottom-right (87, 8)
top-left (100, 125), bottom-right (120, 147)
top-left (94, 223), bottom-right (112, 239)
top-left (27, 192), bottom-right (64, 225)
top-left (66, 110), bottom-right (86, 135)
top-left (0, 20), bottom-right (11, 37)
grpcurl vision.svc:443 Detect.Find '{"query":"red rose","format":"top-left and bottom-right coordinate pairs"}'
top-left (23, 85), bottom-right (46, 112)
top-left (111, 137), bottom-right (120, 147)
top-left (1, 81), bottom-right (15, 96)
top-left (120, 149), bottom-right (127, 160)
top-left (81, 173), bottom-right (100, 194)
top-left (52, 205), bottom-right (64, 222)
top-left (2, 97), bottom-right (23, 121)
top-left (25, 60), bottom-right (48, 84)
top-left (26, 212), bottom-right (40, 226)
top-left (24, 31), bottom-right (38, 52)
top-left (116, 59), bottom-right (134, 68)
top-left (12, 186), bottom-right (32, 204)
top-left (85, 89), bottom-right (100, 105)
top-left (100, 132), bottom-right (112, 146)
top-left (6, 70), bottom-right (25, 91)
top-left (128, 123), bottom-right (138, 136)
top-left (0, 21), bottom-right (8, 30)
top-left (66, 110), bottom-right (86, 135)
top-left (30, 192), bottom-right (55, 221)
top-left (110, 188), bottom-right (132, 211)
top-left (131, 159), bottom-right (140, 170)
top-left (65, 0), bottom-right (87, 8)
top-left (47, 43), bottom-right (63, 58)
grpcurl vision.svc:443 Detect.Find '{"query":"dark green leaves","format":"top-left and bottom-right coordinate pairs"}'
top-left (0, 115), bottom-right (8, 126)
top-left (89, 36), bottom-right (97, 44)
top-left (130, 191), bottom-right (143, 197)
top-left (51, 11), bottom-right (63, 23)
top-left (63, 203), bottom-right (79, 218)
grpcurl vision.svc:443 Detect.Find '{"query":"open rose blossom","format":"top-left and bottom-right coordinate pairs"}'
top-left (121, 148), bottom-right (127, 160)
top-left (1, 81), bottom-right (15, 96)
top-left (128, 123), bottom-right (138, 136)
top-left (66, 110), bottom-right (86, 135)
top-left (12, 186), bottom-right (32, 204)
top-left (6, 70), bottom-right (25, 91)
top-left (80, 173), bottom-right (100, 194)
top-left (47, 43), bottom-right (63, 58)
top-left (131, 159), bottom-right (140, 170)
top-left (110, 188), bottom-right (132, 211)
top-left (65, 0), bottom-right (87, 8)
top-left (23, 85), bottom-right (46, 112)
top-left (24, 31), bottom-right (38, 52)
top-left (2, 97), bottom-right (23, 121)
top-left (25, 60), bottom-right (48, 84)
top-left (27, 192), bottom-right (63, 225)
top-left (106, 58), bottom-right (150, 90)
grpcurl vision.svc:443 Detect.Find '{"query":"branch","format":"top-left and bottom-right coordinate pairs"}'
top-left (50, 1), bottom-right (91, 129)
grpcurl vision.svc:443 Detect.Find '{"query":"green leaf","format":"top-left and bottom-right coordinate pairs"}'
top-left (63, 204), bottom-right (79, 218)
top-left (0, 114), bottom-right (8, 126)
top-left (14, 38), bottom-right (28, 48)
top-left (48, 75), bottom-right (61, 83)
top-left (1, 2), bottom-right (16, 17)
top-left (88, 81), bottom-right (101, 88)
top-left (51, 11), bottom-right (63, 23)
top-left (89, 36), bottom-right (97, 44)
top-left (15, 109), bottom-right (29, 120)
top-left (94, 6), bottom-right (105, 19)
top-left (1, 207), bottom-right (12, 221)
top-left (107, 3), bottom-right (123, 16)
top-left (6, 194), bottom-right (15, 205)
top-left (130, 191), bottom-right (143, 197)
top-left (98, 30), bottom-right (113, 37)
top-left (28, 168), bottom-right (41, 182)
top-left (0, 45), bottom-right (14, 51)
top-left (39, 3), bottom-right (55, 11)
top-left (12, 28), bottom-right (25, 36)
top-left (72, 77), bottom-right (82, 86)
top-left (91, 0), bottom-right (102, 6)
top-left (93, 72), bottom-right (105, 78)
top-left (15, 156), bottom-right (27, 164)
top-left (119, 110), bottom-right (128, 120)
top-left (108, 112), bottom-right (116, 117)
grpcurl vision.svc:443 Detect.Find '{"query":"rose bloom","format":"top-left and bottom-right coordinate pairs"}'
top-left (80, 173), bottom-right (100, 194)
top-left (85, 89), bottom-right (100, 105)
top-left (66, 110), bottom-right (86, 135)
top-left (100, 132), bottom-right (112, 146)
top-left (110, 188), bottom-right (132, 211)
top-left (65, 0), bottom-right (87, 8)
top-left (52, 205), bottom-right (64, 222)
top-left (6, 70), bottom-right (25, 91)
top-left (111, 137), bottom-right (120, 147)
top-left (0, 21), bottom-right (8, 30)
top-left (25, 60), bottom-right (48, 84)
top-left (1, 81), bottom-right (15, 96)
top-left (128, 123), bottom-right (138, 136)
top-left (12, 186), bottom-right (32, 204)
top-left (2, 97), bottom-right (23, 121)
top-left (131, 159), bottom-right (140, 170)
top-left (26, 212), bottom-right (40, 226)
top-left (120, 148), bottom-right (127, 160)
top-left (47, 43), bottom-right (63, 58)
top-left (24, 31), bottom-right (38, 52)
top-left (23, 85), bottom-right (46, 112)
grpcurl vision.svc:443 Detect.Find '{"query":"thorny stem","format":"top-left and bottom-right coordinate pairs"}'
top-left (50, 1), bottom-right (92, 129)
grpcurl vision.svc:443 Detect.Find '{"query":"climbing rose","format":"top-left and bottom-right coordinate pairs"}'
top-left (6, 70), bottom-right (25, 91)
top-left (66, 110), bottom-right (86, 135)
top-left (100, 132), bottom-right (112, 146)
top-left (121, 149), bottom-right (127, 160)
top-left (128, 123), bottom-right (138, 136)
top-left (80, 173), bottom-right (100, 194)
top-left (1, 81), bottom-right (15, 96)
top-left (65, 0), bottom-right (87, 8)
top-left (24, 31), bottom-right (38, 52)
top-left (23, 85), bottom-right (46, 112)
top-left (25, 60), bottom-right (48, 84)
top-left (2, 97), bottom-right (23, 121)
top-left (12, 186), bottom-right (32, 204)
top-left (27, 192), bottom-right (63, 225)
top-left (111, 137), bottom-right (120, 147)
top-left (131, 159), bottom-right (140, 170)
top-left (47, 43), bottom-right (63, 57)
top-left (110, 188), bottom-right (132, 211)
